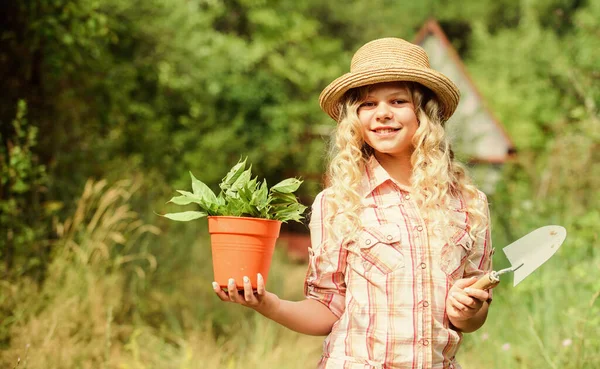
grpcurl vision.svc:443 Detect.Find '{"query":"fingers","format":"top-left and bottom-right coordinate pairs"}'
top-left (448, 295), bottom-right (468, 314)
top-left (464, 287), bottom-right (489, 302)
top-left (256, 273), bottom-right (266, 297)
top-left (450, 277), bottom-right (490, 302)
top-left (212, 282), bottom-right (230, 302)
top-left (243, 276), bottom-right (259, 304)
top-left (212, 275), bottom-right (265, 307)
top-left (447, 276), bottom-right (490, 322)
top-left (227, 278), bottom-right (243, 303)
top-left (454, 276), bottom-right (478, 289)
top-left (450, 291), bottom-right (480, 310)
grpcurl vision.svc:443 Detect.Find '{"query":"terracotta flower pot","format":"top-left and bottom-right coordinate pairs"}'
top-left (208, 216), bottom-right (282, 290)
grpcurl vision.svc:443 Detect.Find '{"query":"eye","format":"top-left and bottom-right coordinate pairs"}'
top-left (359, 101), bottom-right (376, 108)
top-left (392, 99), bottom-right (408, 105)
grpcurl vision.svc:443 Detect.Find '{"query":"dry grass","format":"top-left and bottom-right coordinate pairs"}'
top-left (0, 179), bottom-right (158, 368)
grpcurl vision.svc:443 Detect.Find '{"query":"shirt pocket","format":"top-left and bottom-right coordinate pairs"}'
top-left (440, 223), bottom-right (472, 278)
top-left (352, 224), bottom-right (405, 275)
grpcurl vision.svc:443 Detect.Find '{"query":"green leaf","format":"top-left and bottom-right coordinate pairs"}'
top-left (161, 211), bottom-right (207, 221)
top-left (222, 197), bottom-right (248, 217)
top-left (174, 190), bottom-right (218, 214)
top-left (168, 195), bottom-right (197, 205)
top-left (251, 179), bottom-right (269, 209)
top-left (272, 203), bottom-right (307, 222)
top-left (271, 178), bottom-right (303, 194)
top-left (176, 190), bottom-right (198, 198)
top-left (220, 158), bottom-right (247, 191)
top-left (230, 166), bottom-right (253, 192)
top-left (238, 177), bottom-right (258, 202)
top-left (175, 190), bottom-right (204, 204)
top-left (215, 194), bottom-right (226, 207)
top-left (269, 191), bottom-right (298, 205)
top-left (190, 172), bottom-right (217, 203)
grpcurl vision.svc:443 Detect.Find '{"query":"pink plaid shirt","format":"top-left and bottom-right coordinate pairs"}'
top-left (305, 156), bottom-right (493, 369)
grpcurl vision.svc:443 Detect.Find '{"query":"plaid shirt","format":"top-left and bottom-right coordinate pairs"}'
top-left (305, 156), bottom-right (493, 369)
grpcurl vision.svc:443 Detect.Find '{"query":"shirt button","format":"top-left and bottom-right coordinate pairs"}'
top-left (365, 239), bottom-right (372, 245)
top-left (422, 301), bottom-right (429, 307)
top-left (417, 225), bottom-right (423, 231)
top-left (422, 339), bottom-right (429, 346)
top-left (386, 235), bottom-right (393, 241)
top-left (404, 194), bottom-right (411, 200)
top-left (420, 263), bottom-right (427, 269)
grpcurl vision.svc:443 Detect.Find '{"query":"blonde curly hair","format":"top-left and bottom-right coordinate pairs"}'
top-left (323, 81), bottom-right (487, 249)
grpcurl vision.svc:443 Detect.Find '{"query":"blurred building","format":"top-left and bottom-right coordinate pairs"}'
top-left (414, 19), bottom-right (515, 193)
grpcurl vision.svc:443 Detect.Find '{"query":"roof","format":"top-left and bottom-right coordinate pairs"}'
top-left (414, 19), bottom-right (515, 163)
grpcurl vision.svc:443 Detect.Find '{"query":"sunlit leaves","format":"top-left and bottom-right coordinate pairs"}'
top-left (270, 178), bottom-right (302, 194)
top-left (190, 171), bottom-right (218, 204)
top-left (219, 158), bottom-right (248, 192)
top-left (167, 194), bottom-right (197, 206)
top-left (162, 158), bottom-right (306, 222)
top-left (162, 210), bottom-right (207, 221)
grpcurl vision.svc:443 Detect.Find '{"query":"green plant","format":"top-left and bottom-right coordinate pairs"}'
top-left (0, 99), bottom-right (50, 276)
top-left (162, 158), bottom-right (307, 223)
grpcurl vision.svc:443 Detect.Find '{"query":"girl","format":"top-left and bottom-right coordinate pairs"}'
top-left (212, 37), bottom-right (494, 369)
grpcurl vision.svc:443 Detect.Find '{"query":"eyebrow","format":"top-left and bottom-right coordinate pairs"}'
top-left (364, 90), bottom-right (410, 100)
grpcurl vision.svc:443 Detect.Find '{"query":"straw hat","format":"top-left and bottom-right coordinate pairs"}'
top-left (319, 37), bottom-right (460, 122)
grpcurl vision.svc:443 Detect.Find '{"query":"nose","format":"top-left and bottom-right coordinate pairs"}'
top-left (375, 103), bottom-right (393, 121)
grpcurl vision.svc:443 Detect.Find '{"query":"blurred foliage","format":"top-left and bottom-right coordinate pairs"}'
top-left (0, 100), bottom-right (50, 279)
top-left (0, 0), bottom-right (598, 367)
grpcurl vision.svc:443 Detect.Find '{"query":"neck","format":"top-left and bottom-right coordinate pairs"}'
top-left (374, 152), bottom-right (413, 187)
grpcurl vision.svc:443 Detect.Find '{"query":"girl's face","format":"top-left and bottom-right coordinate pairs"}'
top-left (357, 82), bottom-right (419, 160)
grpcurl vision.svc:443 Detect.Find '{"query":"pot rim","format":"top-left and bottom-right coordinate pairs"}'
top-left (207, 215), bottom-right (282, 224)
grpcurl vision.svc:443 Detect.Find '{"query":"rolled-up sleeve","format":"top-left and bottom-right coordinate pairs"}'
top-left (304, 190), bottom-right (347, 318)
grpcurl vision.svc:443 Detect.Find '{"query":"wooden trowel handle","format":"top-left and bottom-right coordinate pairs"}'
top-left (472, 272), bottom-right (500, 290)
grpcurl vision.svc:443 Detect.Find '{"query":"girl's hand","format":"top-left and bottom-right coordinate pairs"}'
top-left (212, 273), bottom-right (280, 317)
top-left (446, 276), bottom-right (490, 323)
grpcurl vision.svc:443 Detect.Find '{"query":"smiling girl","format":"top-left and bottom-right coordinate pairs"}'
top-left (213, 38), bottom-right (494, 369)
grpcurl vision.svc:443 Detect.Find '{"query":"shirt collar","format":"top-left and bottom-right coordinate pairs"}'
top-left (361, 155), bottom-right (412, 198)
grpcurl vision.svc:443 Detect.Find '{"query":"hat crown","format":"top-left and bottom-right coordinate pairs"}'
top-left (350, 37), bottom-right (430, 72)
top-left (319, 37), bottom-right (460, 122)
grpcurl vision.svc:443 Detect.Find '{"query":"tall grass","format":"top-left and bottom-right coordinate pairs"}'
top-left (1, 177), bottom-right (598, 368)
top-left (460, 256), bottom-right (600, 369)
top-left (0, 179), bottom-right (159, 368)
top-left (0, 178), bottom-right (323, 368)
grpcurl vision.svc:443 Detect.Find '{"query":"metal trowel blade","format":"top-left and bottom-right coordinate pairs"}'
top-left (502, 225), bottom-right (567, 286)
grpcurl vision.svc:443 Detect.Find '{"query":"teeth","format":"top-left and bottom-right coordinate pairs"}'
top-left (375, 128), bottom-right (398, 133)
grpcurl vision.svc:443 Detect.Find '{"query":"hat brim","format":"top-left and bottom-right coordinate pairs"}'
top-left (319, 67), bottom-right (460, 122)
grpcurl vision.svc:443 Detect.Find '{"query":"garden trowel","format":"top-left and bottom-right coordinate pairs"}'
top-left (472, 225), bottom-right (567, 290)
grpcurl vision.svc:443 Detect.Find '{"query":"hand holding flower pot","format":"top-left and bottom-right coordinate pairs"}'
top-left (161, 158), bottom-right (307, 290)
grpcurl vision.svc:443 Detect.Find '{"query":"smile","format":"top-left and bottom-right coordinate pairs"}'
top-left (372, 128), bottom-right (401, 135)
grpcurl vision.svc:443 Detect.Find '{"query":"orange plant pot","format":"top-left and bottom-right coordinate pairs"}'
top-left (208, 216), bottom-right (282, 290)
